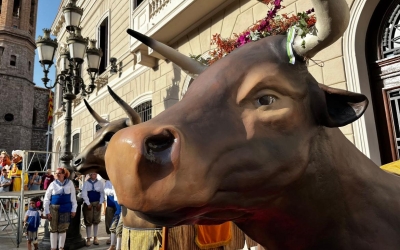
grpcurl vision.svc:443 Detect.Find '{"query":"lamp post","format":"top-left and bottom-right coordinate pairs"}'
top-left (36, 0), bottom-right (102, 249)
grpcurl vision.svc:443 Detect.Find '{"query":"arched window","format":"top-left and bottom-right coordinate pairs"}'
top-left (134, 0), bottom-right (144, 8)
top-left (366, 0), bottom-right (400, 163)
top-left (98, 17), bottom-right (109, 75)
top-left (93, 115), bottom-right (108, 138)
top-left (134, 101), bottom-right (152, 122)
top-left (95, 124), bottom-right (102, 132)
top-left (381, 3), bottom-right (400, 59)
top-left (72, 133), bottom-right (80, 157)
top-left (29, 0), bottom-right (35, 25)
top-left (32, 108), bottom-right (37, 125)
top-left (13, 0), bottom-right (20, 17)
top-left (10, 55), bottom-right (16, 66)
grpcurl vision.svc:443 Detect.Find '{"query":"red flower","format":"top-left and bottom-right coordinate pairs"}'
top-left (203, 0), bottom-right (316, 65)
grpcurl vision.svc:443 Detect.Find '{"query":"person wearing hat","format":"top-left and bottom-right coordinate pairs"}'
top-left (81, 172), bottom-right (105, 246)
top-left (8, 150), bottom-right (29, 191)
top-left (43, 167), bottom-right (77, 250)
top-left (0, 151), bottom-right (11, 172)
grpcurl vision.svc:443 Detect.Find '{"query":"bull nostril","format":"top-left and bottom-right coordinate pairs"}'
top-left (74, 158), bottom-right (83, 167)
top-left (145, 129), bottom-right (175, 154)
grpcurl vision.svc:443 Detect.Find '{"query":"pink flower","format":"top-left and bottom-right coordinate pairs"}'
top-left (237, 31), bottom-right (250, 47)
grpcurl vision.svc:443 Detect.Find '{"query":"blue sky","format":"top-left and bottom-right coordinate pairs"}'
top-left (34, 0), bottom-right (61, 88)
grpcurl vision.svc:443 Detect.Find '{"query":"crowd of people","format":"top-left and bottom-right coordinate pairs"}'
top-left (43, 170), bottom-right (122, 250)
top-left (0, 150), bottom-right (122, 250)
top-left (0, 150), bottom-right (56, 193)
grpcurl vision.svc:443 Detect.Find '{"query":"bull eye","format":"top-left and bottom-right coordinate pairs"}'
top-left (258, 95), bottom-right (276, 106)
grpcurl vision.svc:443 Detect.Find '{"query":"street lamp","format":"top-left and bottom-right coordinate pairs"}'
top-left (36, 0), bottom-right (102, 249)
top-left (36, 4), bottom-right (102, 172)
top-left (63, 0), bottom-right (83, 32)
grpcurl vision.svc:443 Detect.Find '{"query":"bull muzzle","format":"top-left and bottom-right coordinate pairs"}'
top-left (106, 125), bottom-right (182, 211)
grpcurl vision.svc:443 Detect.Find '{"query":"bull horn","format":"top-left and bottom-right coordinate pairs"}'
top-left (84, 99), bottom-right (109, 127)
top-left (127, 29), bottom-right (207, 77)
top-left (107, 86), bottom-right (141, 126)
top-left (293, 0), bottom-right (350, 58)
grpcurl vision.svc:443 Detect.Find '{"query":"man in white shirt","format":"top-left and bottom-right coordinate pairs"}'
top-left (81, 173), bottom-right (105, 246)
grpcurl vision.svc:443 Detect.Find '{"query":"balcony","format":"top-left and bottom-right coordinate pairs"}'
top-left (130, 0), bottom-right (234, 55)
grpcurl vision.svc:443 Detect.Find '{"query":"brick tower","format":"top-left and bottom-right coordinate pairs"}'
top-left (0, 0), bottom-right (40, 154)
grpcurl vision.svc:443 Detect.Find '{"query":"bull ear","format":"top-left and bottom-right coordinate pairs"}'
top-left (107, 86), bottom-right (141, 126)
top-left (84, 99), bottom-right (109, 127)
top-left (311, 84), bottom-right (369, 127)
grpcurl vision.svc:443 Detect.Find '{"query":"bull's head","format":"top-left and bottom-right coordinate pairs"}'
top-left (105, 0), bottom-right (369, 239)
top-left (73, 86), bottom-right (141, 178)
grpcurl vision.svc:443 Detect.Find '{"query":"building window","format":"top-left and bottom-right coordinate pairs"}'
top-left (29, 0), bottom-right (35, 26)
top-left (134, 101), bottom-right (152, 122)
top-left (4, 113), bottom-right (14, 122)
top-left (98, 17), bottom-right (109, 75)
top-left (10, 55), bottom-right (16, 66)
top-left (28, 61), bottom-right (31, 71)
top-left (381, 4), bottom-right (400, 59)
top-left (134, 0), bottom-right (144, 8)
top-left (72, 133), bottom-right (80, 157)
top-left (32, 108), bottom-right (37, 125)
top-left (95, 124), bottom-right (102, 132)
top-left (0, 0), bottom-right (2, 14)
top-left (13, 0), bottom-right (20, 17)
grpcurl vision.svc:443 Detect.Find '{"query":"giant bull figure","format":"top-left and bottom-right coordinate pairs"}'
top-left (74, 88), bottom-right (257, 249)
top-left (104, 0), bottom-right (400, 249)
top-left (74, 88), bottom-right (159, 229)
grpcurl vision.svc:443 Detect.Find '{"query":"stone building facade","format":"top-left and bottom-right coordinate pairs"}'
top-left (0, 0), bottom-right (52, 155)
top-left (50, 0), bottom-right (400, 168)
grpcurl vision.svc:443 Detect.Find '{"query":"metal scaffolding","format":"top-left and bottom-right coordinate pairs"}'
top-left (0, 150), bottom-right (58, 247)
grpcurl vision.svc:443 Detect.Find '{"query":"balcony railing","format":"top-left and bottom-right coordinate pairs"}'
top-left (130, 0), bottom-right (234, 53)
top-left (149, 0), bottom-right (171, 18)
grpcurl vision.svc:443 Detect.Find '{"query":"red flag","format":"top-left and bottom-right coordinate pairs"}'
top-left (48, 91), bottom-right (53, 125)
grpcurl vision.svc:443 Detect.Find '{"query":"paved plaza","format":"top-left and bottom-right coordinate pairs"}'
top-left (0, 213), bottom-right (111, 250)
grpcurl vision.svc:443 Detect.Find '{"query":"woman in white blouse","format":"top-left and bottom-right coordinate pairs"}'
top-left (43, 167), bottom-right (77, 250)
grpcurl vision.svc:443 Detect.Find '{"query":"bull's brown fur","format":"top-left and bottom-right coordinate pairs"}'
top-left (104, 0), bottom-right (400, 249)
top-left (74, 89), bottom-right (256, 249)
top-left (74, 87), bottom-right (159, 230)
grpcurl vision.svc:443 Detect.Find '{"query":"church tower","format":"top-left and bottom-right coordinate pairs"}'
top-left (0, 0), bottom-right (39, 153)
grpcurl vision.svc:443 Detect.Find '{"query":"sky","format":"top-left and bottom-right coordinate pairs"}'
top-left (34, 0), bottom-right (62, 88)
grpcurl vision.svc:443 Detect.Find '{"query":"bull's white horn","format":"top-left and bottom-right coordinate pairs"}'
top-left (84, 99), bottom-right (109, 127)
top-left (127, 29), bottom-right (207, 77)
top-left (107, 86), bottom-right (141, 126)
top-left (293, 0), bottom-right (350, 58)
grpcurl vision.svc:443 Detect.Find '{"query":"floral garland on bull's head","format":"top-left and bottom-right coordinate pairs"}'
top-left (191, 0), bottom-right (316, 66)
